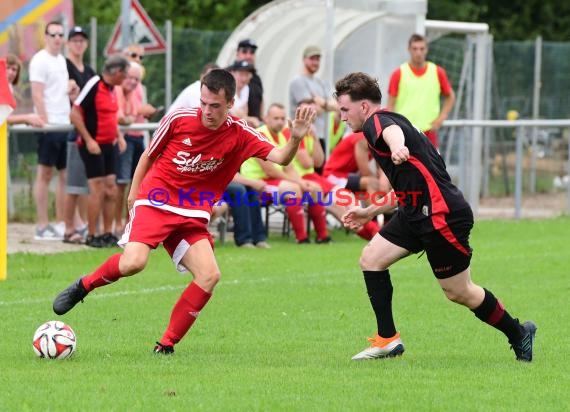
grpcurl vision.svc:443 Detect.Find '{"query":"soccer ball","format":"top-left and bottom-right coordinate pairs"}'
top-left (32, 320), bottom-right (77, 359)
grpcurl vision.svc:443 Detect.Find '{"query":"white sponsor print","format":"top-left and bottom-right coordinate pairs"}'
top-left (182, 137), bottom-right (193, 146)
top-left (172, 151), bottom-right (224, 173)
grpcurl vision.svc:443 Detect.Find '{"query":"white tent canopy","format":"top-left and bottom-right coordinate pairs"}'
top-left (217, 0), bottom-right (489, 212)
top-left (217, 0), bottom-right (426, 111)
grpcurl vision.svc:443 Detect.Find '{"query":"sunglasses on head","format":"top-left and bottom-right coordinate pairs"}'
top-left (47, 32), bottom-right (65, 38)
top-left (130, 52), bottom-right (144, 60)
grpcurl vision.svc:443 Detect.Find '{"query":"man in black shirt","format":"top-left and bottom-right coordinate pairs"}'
top-left (63, 25), bottom-right (97, 245)
top-left (334, 72), bottom-right (536, 362)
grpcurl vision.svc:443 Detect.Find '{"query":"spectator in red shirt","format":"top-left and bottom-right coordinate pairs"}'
top-left (70, 55), bottom-right (128, 247)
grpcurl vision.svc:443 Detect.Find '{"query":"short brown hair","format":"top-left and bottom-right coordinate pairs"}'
top-left (201, 69), bottom-right (236, 103)
top-left (408, 33), bottom-right (426, 46)
top-left (334, 72), bottom-right (382, 104)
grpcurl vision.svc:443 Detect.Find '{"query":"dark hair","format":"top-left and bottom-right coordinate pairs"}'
top-left (408, 33), bottom-right (426, 46)
top-left (44, 21), bottom-right (63, 34)
top-left (201, 69), bottom-right (236, 103)
top-left (6, 53), bottom-right (21, 85)
top-left (103, 55), bottom-right (130, 75)
top-left (334, 72), bottom-right (382, 104)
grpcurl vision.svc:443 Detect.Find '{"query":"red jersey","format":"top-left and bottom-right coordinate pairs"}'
top-left (135, 108), bottom-right (275, 220)
top-left (74, 75), bottom-right (119, 145)
top-left (323, 132), bottom-right (365, 178)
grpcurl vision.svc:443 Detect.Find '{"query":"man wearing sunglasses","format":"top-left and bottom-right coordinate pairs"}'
top-left (29, 20), bottom-right (78, 240)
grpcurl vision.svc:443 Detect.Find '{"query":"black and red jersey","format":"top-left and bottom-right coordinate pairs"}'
top-left (74, 75), bottom-right (118, 145)
top-left (362, 110), bottom-right (469, 223)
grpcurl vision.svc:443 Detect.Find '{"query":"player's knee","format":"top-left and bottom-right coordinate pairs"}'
top-left (195, 269), bottom-right (220, 290)
top-left (119, 254), bottom-right (147, 275)
top-left (442, 287), bottom-right (469, 305)
top-left (359, 249), bottom-right (380, 270)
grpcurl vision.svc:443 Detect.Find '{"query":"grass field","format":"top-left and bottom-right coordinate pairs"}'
top-left (1, 218), bottom-right (569, 411)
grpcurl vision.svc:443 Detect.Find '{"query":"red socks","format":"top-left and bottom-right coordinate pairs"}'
top-left (285, 203), bottom-right (307, 241)
top-left (81, 253), bottom-right (123, 292)
top-left (160, 282), bottom-right (212, 346)
top-left (307, 204), bottom-right (329, 240)
top-left (357, 220), bottom-right (381, 240)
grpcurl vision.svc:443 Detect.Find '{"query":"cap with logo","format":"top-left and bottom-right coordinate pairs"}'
top-left (68, 26), bottom-right (88, 40)
top-left (237, 39), bottom-right (258, 50)
top-left (226, 60), bottom-right (255, 72)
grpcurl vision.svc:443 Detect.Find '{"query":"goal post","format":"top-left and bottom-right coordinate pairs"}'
top-left (0, 58), bottom-right (16, 281)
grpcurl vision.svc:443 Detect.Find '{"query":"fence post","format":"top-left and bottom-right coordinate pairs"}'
top-left (514, 126), bottom-right (524, 219)
top-left (529, 36), bottom-right (542, 193)
top-left (165, 20), bottom-right (172, 109)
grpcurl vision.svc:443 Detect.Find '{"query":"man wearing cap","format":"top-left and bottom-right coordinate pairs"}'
top-left (289, 45), bottom-right (338, 170)
top-left (62, 25), bottom-right (97, 244)
top-left (226, 60), bottom-right (260, 127)
top-left (236, 39), bottom-right (263, 123)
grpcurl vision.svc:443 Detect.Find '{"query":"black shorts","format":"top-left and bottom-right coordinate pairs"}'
top-left (79, 143), bottom-right (116, 179)
top-left (36, 131), bottom-right (68, 170)
top-left (379, 208), bottom-right (474, 279)
top-left (346, 173), bottom-right (361, 192)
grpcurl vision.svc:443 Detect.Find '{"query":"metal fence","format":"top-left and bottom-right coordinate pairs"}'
top-left (8, 120), bottom-right (570, 221)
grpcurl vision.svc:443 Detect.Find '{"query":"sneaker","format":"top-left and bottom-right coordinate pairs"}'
top-left (85, 234), bottom-right (105, 248)
top-left (100, 232), bottom-right (119, 248)
top-left (510, 320), bottom-right (537, 362)
top-left (255, 241), bottom-right (271, 249)
top-left (53, 221), bottom-right (66, 237)
top-left (315, 236), bottom-right (332, 244)
top-left (297, 238), bottom-right (310, 244)
top-left (34, 224), bottom-right (64, 241)
top-left (351, 332), bottom-right (405, 360)
top-left (53, 277), bottom-right (89, 315)
top-left (153, 342), bottom-right (174, 355)
top-left (239, 242), bottom-right (255, 248)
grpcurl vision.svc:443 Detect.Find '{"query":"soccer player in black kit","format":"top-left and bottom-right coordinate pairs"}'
top-left (335, 72), bottom-right (536, 362)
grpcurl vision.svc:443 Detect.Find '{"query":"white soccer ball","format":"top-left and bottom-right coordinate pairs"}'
top-left (32, 320), bottom-right (77, 359)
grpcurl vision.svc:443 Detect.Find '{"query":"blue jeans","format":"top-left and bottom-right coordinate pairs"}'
top-left (225, 182), bottom-right (266, 246)
top-left (116, 135), bottom-right (145, 184)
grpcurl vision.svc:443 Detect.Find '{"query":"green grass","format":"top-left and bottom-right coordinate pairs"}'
top-left (2, 219), bottom-right (569, 411)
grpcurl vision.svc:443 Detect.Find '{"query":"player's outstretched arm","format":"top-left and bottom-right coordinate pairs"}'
top-left (266, 106), bottom-right (316, 166)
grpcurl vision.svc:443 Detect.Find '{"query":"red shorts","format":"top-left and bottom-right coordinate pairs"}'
top-left (120, 205), bottom-right (213, 272)
top-left (302, 172), bottom-right (335, 194)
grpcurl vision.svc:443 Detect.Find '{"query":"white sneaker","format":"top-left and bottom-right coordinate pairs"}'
top-left (351, 332), bottom-right (405, 360)
top-left (34, 224), bottom-right (64, 241)
top-left (53, 221), bottom-right (66, 237)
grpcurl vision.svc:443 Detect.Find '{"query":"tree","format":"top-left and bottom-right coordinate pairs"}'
top-left (75, 0), bottom-right (272, 30)
top-left (428, 0), bottom-right (570, 41)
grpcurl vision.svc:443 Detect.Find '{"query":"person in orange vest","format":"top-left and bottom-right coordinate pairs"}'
top-left (386, 34), bottom-right (455, 150)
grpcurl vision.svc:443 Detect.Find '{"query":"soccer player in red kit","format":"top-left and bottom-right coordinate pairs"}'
top-left (53, 69), bottom-right (316, 354)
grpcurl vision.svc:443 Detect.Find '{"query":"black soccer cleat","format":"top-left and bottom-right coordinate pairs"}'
top-left (53, 277), bottom-right (89, 315)
top-left (153, 342), bottom-right (174, 355)
top-left (510, 320), bottom-right (537, 362)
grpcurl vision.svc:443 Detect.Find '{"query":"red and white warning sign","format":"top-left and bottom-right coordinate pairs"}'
top-left (104, 0), bottom-right (166, 56)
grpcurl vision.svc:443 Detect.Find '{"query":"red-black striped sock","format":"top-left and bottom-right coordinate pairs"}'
top-left (472, 288), bottom-right (523, 342)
